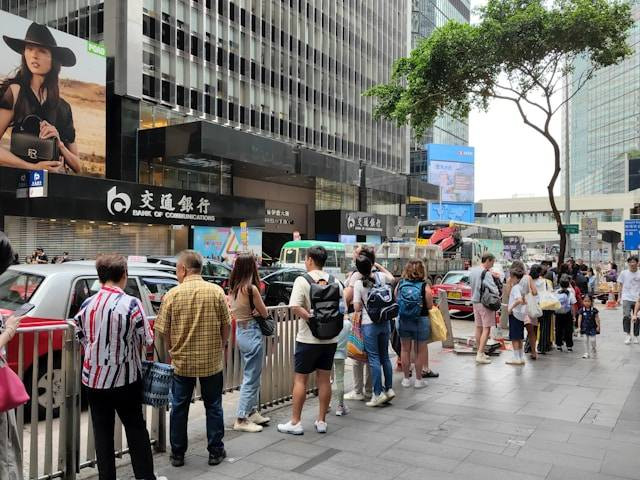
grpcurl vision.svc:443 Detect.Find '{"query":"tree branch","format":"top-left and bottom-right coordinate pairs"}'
top-left (493, 94), bottom-right (547, 137)
top-left (494, 82), bottom-right (550, 116)
top-left (551, 66), bottom-right (595, 116)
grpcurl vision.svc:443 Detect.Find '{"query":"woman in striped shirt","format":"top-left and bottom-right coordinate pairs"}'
top-left (73, 253), bottom-right (165, 480)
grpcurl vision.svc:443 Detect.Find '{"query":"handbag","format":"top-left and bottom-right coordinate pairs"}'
top-left (10, 115), bottom-right (60, 163)
top-left (347, 312), bottom-right (367, 362)
top-left (141, 344), bottom-right (174, 407)
top-left (0, 355), bottom-right (30, 412)
top-left (249, 289), bottom-right (275, 336)
top-left (526, 292), bottom-right (542, 319)
top-left (427, 306), bottom-right (448, 343)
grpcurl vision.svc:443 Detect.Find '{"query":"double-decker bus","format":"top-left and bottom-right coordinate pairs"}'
top-left (416, 220), bottom-right (504, 265)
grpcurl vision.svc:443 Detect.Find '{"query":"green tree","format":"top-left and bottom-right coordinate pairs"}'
top-left (366, 0), bottom-right (633, 263)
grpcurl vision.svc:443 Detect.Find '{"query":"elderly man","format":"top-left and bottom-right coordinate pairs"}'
top-left (155, 250), bottom-right (231, 468)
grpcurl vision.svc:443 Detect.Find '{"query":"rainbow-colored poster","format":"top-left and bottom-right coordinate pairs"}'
top-left (193, 226), bottom-right (262, 261)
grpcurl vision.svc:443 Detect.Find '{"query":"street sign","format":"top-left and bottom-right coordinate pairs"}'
top-left (16, 170), bottom-right (48, 198)
top-left (581, 217), bottom-right (598, 238)
top-left (564, 224), bottom-right (579, 234)
top-left (624, 220), bottom-right (640, 251)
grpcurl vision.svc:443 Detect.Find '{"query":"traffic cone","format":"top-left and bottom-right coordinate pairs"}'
top-left (606, 292), bottom-right (618, 309)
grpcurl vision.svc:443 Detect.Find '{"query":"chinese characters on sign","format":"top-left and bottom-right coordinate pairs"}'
top-left (265, 208), bottom-right (294, 225)
top-left (344, 212), bottom-right (384, 233)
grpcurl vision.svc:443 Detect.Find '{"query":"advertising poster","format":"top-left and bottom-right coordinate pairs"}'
top-left (428, 202), bottom-right (475, 223)
top-left (193, 226), bottom-right (262, 261)
top-left (0, 13), bottom-right (106, 176)
top-left (426, 144), bottom-right (475, 203)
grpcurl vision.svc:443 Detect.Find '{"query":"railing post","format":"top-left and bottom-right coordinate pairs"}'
top-left (63, 324), bottom-right (77, 480)
top-left (152, 335), bottom-right (168, 453)
top-left (438, 290), bottom-right (455, 349)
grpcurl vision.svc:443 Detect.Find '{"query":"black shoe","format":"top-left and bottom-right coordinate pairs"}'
top-left (170, 454), bottom-right (185, 467)
top-left (567, 347), bottom-right (573, 352)
top-left (422, 369), bottom-right (440, 378)
top-left (208, 449), bottom-right (227, 466)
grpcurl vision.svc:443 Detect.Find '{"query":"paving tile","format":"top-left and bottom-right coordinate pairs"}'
top-left (264, 439), bottom-right (330, 459)
top-left (244, 466), bottom-right (320, 480)
top-left (245, 449), bottom-right (311, 470)
top-left (523, 436), bottom-right (605, 460)
top-left (547, 465), bottom-right (630, 480)
top-left (209, 459), bottom-right (264, 478)
top-left (453, 461), bottom-right (545, 480)
top-left (601, 451), bottom-right (640, 479)
top-left (516, 446), bottom-right (602, 472)
top-left (463, 450), bottom-right (552, 477)
top-left (394, 437), bottom-right (471, 460)
top-left (380, 447), bottom-right (461, 472)
top-left (439, 436), bottom-right (506, 454)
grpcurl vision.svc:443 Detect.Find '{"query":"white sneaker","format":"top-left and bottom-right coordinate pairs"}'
top-left (582, 353), bottom-right (590, 359)
top-left (157, 477), bottom-right (169, 480)
top-left (366, 393), bottom-right (388, 407)
top-left (634, 337), bottom-right (639, 344)
top-left (476, 355), bottom-right (491, 364)
top-left (233, 420), bottom-right (263, 433)
top-left (335, 404), bottom-right (350, 416)
top-left (384, 388), bottom-right (396, 402)
top-left (344, 390), bottom-right (365, 401)
top-left (625, 335), bottom-right (632, 345)
top-left (314, 420), bottom-right (328, 433)
top-left (277, 421), bottom-right (304, 435)
top-left (401, 378), bottom-right (412, 388)
top-left (248, 411), bottom-right (271, 425)
top-left (414, 379), bottom-right (428, 389)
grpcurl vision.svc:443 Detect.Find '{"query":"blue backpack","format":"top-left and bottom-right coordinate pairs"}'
top-left (397, 280), bottom-right (423, 321)
top-left (365, 273), bottom-right (396, 324)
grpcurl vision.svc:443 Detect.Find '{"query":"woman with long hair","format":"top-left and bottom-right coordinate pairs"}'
top-left (395, 260), bottom-right (433, 389)
top-left (0, 22), bottom-right (81, 173)
top-left (353, 255), bottom-right (396, 407)
top-left (228, 253), bottom-right (271, 432)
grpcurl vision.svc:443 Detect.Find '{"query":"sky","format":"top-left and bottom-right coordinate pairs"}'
top-left (469, 0), bottom-right (562, 202)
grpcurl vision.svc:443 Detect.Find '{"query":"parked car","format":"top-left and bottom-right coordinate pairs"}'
top-left (147, 256), bottom-right (230, 290)
top-left (260, 268), bottom-right (306, 306)
top-left (430, 270), bottom-right (473, 319)
top-left (0, 263), bottom-right (178, 419)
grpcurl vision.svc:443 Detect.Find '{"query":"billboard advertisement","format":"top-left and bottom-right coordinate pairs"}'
top-left (428, 202), bottom-right (475, 223)
top-left (0, 13), bottom-right (106, 177)
top-left (193, 226), bottom-right (262, 262)
top-left (426, 144), bottom-right (475, 203)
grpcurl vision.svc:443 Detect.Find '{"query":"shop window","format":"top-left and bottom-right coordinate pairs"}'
top-left (143, 14), bottom-right (156, 39)
top-left (162, 22), bottom-right (170, 45)
top-left (177, 29), bottom-right (185, 51)
top-left (142, 74), bottom-right (155, 97)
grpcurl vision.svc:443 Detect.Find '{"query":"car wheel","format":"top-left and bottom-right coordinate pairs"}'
top-left (24, 353), bottom-right (63, 421)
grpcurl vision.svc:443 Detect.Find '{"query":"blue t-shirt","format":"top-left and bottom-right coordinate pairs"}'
top-left (579, 307), bottom-right (599, 336)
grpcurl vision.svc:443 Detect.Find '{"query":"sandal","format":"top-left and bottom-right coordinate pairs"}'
top-left (422, 369), bottom-right (440, 378)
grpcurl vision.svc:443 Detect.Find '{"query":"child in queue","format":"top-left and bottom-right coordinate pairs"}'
top-left (577, 295), bottom-right (600, 359)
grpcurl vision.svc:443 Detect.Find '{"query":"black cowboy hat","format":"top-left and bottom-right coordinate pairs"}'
top-left (3, 22), bottom-right (76, 67)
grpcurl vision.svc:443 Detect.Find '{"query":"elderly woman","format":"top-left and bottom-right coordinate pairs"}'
top-left (0, 232), bottom-right (24, 480)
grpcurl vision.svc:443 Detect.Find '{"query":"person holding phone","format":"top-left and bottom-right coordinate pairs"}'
top-left (0, 22), bottom-right (81, 173)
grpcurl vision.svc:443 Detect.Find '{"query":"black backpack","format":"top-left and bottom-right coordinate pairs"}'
top-left (303, 273), bottom-right (343, 340)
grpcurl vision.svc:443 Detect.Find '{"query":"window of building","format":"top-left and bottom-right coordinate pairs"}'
top-left (191, 35), bottom-right (198, 56)
top-left (143, 74), bottom-right (155, 97)
top-left (177, 85), bottom-right (185, 106)
top-left (143, 14), bottom-right (156, 39)
top-left (177, 29), bottom-right (185, 50)
top-left (190, 89), bottom-right (199, 110)
top-left (161, 80), bottom-right (171, 102)
top-left (162, 22), bottom-right (171, 45)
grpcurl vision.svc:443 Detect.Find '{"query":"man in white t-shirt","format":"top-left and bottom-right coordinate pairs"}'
top-left (617, 256), bottom-right (640, 344)
top-left (278, 246), bottom-right (343, 435)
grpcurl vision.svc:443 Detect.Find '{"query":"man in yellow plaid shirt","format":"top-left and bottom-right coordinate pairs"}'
top-left (155, 250), bottom-right (231, 469)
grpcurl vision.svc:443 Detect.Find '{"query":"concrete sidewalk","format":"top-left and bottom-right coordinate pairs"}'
top-left (107, 307), bottom-right (640, 480)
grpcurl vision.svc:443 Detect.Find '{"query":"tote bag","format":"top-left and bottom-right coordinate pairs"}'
top-left (427, 306), bottom-right (448, 343)
top-left (526, 293), bottom-right (542, 319)
top-left (0, 355), bottom-right (29, 412)
top-left (347, 313), bottom-right (367, 362)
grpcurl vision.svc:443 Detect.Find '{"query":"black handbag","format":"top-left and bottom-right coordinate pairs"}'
top-left (10, 114), bottom-right (59, 163)
top-left (249, 289), bottom-right (275, 336)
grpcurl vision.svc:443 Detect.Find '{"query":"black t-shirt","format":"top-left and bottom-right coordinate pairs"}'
top-left (0, 82), bottom-right (76, 145)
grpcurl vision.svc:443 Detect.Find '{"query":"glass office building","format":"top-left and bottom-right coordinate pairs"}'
top-left (567, 2), bottom-right (640, 195)
top-left (409, 0), bottom-right (470, 178)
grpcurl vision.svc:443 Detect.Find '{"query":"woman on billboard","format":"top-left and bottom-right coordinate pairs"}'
top-left (0, 22), bottom-right (81, 173)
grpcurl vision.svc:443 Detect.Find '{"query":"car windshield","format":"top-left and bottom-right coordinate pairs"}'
top-left (0, 270), bottom-right (45, 310)
top-left (443, 272), bottom-right (469, 285)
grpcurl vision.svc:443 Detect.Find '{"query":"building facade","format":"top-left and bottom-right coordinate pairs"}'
top-left (0, 0), bottom-right (438, 260)
top-left (408, 0), bottom-right (470, 179)
top-left (566, 2), bottom-right (640, 196)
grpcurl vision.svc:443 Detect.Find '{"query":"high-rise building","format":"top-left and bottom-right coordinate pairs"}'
top-left (566, 2), bottom-right (640, 196)
top-left (408, 0), bottom-right (470, 178)
top-left (0, 0), bottom-right (438, 260)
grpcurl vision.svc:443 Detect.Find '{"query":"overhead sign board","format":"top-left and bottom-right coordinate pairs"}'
top-left (624, 220), bottom-right (640, 251)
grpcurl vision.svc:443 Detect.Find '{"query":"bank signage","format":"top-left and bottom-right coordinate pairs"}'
top-left (342, 211), bottom-right (385, 235)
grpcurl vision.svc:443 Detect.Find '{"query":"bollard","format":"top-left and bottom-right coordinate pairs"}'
top-left (438, 290), bottom-right (455, 349)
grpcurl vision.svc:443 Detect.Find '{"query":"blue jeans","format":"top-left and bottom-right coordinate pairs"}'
top-left (236, 322), bottom-right (264, 418)
top-left (170, 372), bottom-right (224, 456)
top-left (363, 322), bottom-right (393, 396)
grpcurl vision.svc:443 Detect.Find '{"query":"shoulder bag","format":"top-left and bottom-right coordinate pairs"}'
top-left (0, 354), bottom-right (30, 412)
top-left (249, 288), bottom-right (275, 336)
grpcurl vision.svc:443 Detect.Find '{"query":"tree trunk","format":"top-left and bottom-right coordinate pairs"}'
top-left (545, 134), bottom-right (566, 264)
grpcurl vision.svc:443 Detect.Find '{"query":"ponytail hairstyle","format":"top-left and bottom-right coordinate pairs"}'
top-left (355, 255), bottom-right (374, 288)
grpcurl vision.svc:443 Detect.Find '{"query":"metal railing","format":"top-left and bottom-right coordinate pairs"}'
top-left (8, 306), bottom-right (309, 480)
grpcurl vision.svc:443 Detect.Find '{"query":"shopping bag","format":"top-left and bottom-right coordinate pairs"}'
top-left (347, 314), bottom-right (367, 362)
top-left (141, 360), bottom-right (174, 407)
top-left (526, 293), bottom-right (542, 319)
top-left (0, 360), bottom-right (29, 412)
top-left (539, 291), bottom-right (560, 311)
top-left (427, 306), bottom-right (448, 343)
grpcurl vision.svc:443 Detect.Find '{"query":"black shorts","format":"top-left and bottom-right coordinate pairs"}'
top-left (509, 314), bottom-right (525, 341)
top-left (294, 342), bottom-right (337, 374)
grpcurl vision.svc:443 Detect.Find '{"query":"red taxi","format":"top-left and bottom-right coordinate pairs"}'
top-left (430, 270), bottom-right (473, 319)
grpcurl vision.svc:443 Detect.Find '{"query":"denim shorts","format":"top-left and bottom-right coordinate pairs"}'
top-left (398, 316), bottom-right (430, 342)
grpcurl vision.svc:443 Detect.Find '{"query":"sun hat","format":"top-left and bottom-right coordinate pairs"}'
top-left (3, 22), bottom-right (76, 67)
